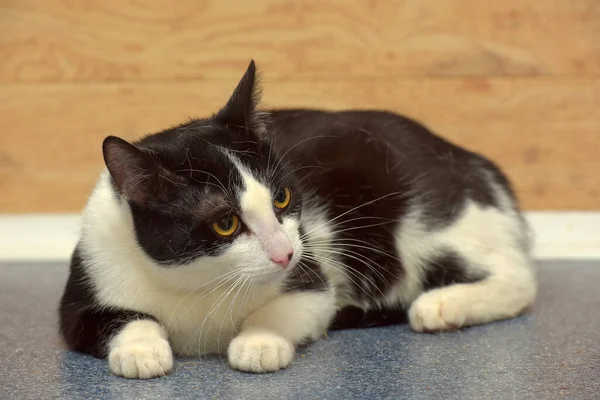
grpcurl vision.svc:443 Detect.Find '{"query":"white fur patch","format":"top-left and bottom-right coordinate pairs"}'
top-left (237, 166), bottom-right (274, 225)
top-left (228, 330), bottom-right (294, 373)
top-left (385, 207), bottom-right (429, 308)
top-left (228, 290), bottom-right (337, 372)
top-left (241, 290), bottom-right (337, 342)
top-left (232, 155), bottom-right (300, 267)
top-left (108, 320), bottom-right (173, 379)
top-left (392, 198), bottom-right (536, 331)
top-left (409, 288), bottom-right (468, 331)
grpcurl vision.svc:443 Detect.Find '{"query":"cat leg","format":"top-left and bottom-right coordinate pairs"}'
top-left (60, 305), bottom-right (173, 379)
top-left (107, 319), bottom-right (173, 379)
top-left (228, 289), bottom-right (336, 373)
top-left (409, 249), bottom-right (536, 332)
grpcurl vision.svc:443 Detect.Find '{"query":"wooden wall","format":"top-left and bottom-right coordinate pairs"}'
top-left (1, 0), bottom-right (599, 212)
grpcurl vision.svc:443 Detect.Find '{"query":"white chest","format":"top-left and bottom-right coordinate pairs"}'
top-left (89, 260), bottom-right (277, 356)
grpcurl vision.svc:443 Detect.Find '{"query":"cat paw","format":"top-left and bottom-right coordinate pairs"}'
top-left (108, 338), bottom-right (173, 379)
top-left (408, 290), bottom-right (467, 332)
top-left (228, 331), bottom-right (294, 373)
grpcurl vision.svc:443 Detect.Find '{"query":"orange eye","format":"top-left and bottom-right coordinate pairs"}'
top-left (212, 214), bottom-right (240, 237)
top-left (274, 187), bottom-right (292, 209)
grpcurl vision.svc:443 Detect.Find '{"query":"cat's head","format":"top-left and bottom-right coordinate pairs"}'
top-left (102, 61), bottom-right (303, 285)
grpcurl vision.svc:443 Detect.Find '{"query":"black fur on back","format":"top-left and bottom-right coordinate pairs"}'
top-left (267, 109), bottom-right (513, 306)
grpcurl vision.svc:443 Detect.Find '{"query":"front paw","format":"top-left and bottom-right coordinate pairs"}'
top-left (228, 331), bottom-right (294, 373)
top-left (108, 338), bottom-right (173, 379)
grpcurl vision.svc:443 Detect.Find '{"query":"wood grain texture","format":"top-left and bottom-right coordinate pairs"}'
top-left (1, 1), bottom-right (599, 212)
top-left (1, 78), bottom-right (599, 212)
top-left (1, 0), bottom-right (600, 81)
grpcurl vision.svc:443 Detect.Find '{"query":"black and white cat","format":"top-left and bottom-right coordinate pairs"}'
top-left (59, 61), bottom-right (537, 379)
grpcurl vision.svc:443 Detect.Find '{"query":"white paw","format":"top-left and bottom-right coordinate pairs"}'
top-left (228, 331), bottom-right (294, 373)
top-left (108, 338), bottom-right (173, 379)
top-left (409, 290), bottom-right (467, 332)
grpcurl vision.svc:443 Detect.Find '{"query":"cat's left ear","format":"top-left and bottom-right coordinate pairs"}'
top-left (215, 60), bottom-right (266, 135)
top-left (102, 136), bottom-right (184, 205)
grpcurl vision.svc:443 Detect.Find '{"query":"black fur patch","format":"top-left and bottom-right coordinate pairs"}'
top-left (422, 250), bottom-right (488, 291)
top-left (329, 306), bottom-right (408, 330)
top-left (269, 109), bottom-right (510, 303)
top-left (283, 255), bottom-right (329, 292)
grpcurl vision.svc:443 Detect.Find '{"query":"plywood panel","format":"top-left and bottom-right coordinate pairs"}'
top-left (1, 0), bottom-right (599, 82)
top-left (1, 78), bottom-right (599, 212)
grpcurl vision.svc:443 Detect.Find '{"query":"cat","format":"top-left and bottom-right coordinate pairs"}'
top-left (59, 60), bottom-right (537, 379)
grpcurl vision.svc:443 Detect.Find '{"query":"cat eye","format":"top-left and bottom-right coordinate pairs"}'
top-left (274, 187), bottom-right (292, 210)
top-left (212, 214), bottom-right (240, 237)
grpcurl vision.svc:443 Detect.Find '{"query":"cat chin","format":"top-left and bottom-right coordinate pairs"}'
top-left (248, 265), bottom-right (295, 286)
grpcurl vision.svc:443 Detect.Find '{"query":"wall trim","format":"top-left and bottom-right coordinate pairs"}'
top-left (0, 212), bottom-right (598, 262)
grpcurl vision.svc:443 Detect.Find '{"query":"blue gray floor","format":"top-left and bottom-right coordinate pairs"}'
top-left (1, 261), bottom-right (598, 400)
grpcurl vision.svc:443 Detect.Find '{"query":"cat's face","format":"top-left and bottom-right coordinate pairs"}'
top-left (103, 61), bottom-right (303, 286)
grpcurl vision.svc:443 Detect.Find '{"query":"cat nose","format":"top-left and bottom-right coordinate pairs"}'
top-left (271, 251), bottom-right (294, 268)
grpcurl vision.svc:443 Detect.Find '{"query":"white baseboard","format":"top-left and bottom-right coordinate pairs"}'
top-left (524, 212), bottom-right (600, 260)
top-left (0, 214), bottom-right (81, 262)
top-left (0, 212), bottom-right (598, 262)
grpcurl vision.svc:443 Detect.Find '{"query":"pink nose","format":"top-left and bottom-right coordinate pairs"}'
top-left (271, 251), bottom-right (294, 268)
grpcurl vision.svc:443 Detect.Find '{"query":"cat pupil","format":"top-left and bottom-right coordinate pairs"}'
top-left (218, 216), bottom-right (234, 230)
top-left (275, 188), bottom-right (286, 203)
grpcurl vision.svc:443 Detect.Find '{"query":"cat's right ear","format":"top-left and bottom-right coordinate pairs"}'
top-left (215, 60), bottom-right (266, 135)
top-left (102, 136), bottom-right (159, 204)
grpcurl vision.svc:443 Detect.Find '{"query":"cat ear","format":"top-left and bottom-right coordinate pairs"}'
top-left (102, 136), bottom-right (167, 204)
top-left (215, 60), bottom-right (266, 134)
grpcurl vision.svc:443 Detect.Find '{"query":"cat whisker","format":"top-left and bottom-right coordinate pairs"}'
top-left (264, 134), bottom-right (276, 182)
top-left (183, 274), bottom-right (242, 358)
top-left (188, 176), bottom-right (232, 194)
top-left (323, 220), bottom-right (398, 236)
top-left (165, 269), bottom-right (242, 330)
top-left (231, 139), bottom-right (259, 145)
top-left (168, 276), bottom-right (242, 353)
top-left (216, 276), bottom-right (250, 367)
top-left (233, 278), bottom-right (254, 333)
top-left (317, 215), bottom-right (396, 232)
top-left (301, 253), bottom-right (383, 302)
top-left (299, 191), bottom-right (404, 240)
top-left (274, 164), bottom-right (325, 187)
top-left (300, 216), bottom-right (397, 244)
top-left (306, 240), bottom-right (403, 264)
top-left (304, 247), bottom-right (394, 287)
top-left (268, 135), bottom-right (339, 180)
top-left (198, 275), bottom-right (246, 358)
top-left (297, 261), bottom-right (328, 290)
top-left (304, 251), bottom-right (387, 295)
top-left (208, 279), bottom-right (249, 359)
top-left (172, 167), bottom-right (229, 194)
top-left (293, 261), bottom-right (316, 290)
